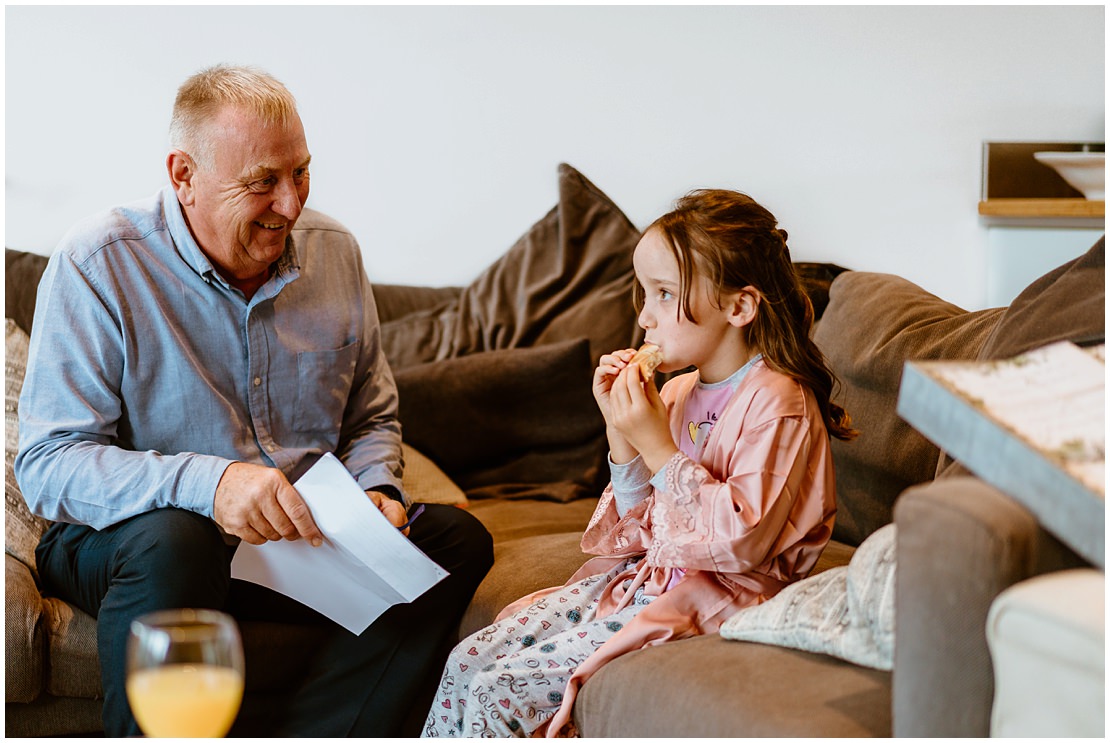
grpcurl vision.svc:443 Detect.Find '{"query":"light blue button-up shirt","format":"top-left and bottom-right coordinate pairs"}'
top-left (16, 186), bottom-right (405, 530)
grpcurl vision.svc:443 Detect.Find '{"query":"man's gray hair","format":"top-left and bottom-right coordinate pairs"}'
top-left (169, 64), bottom-right (299, 169)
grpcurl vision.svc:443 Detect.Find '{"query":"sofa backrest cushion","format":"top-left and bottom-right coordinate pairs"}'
top-left (394, 337), bottom-right (607, 502)
top-left (979, 236), bottom-right (1105, 361)
top-left (5, 249), bottom-right (49, 336)
top-left (378, 163), bottom-right (644, 373)
top-left (936, 237), bottom-right (1106, 481)
top-left (814, 272), bottom-right (1005, 546)
top-left (451, 163), bottom-right (643, 364)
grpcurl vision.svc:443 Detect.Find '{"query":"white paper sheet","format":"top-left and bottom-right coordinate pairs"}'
top-left (230, 453), bottom-right (448, 634)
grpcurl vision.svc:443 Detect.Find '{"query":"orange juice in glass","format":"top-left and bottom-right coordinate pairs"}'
top-left (126, 609), bottom-right (244, 737)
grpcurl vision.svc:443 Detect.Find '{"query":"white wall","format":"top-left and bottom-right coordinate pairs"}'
top-left (5, 5), bottom-right (1104, 310)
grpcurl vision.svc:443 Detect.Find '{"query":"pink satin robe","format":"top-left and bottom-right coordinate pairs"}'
top-left (496, 360), bottom-right (837, 736)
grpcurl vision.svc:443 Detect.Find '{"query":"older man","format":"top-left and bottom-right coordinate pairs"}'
top-left (16, 65), bottom-right (492, 737)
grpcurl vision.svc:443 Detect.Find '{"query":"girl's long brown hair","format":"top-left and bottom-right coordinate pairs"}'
top-left (643, 189), bottom-right (856, 441)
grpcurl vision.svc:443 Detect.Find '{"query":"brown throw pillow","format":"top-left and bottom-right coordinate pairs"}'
top-left (937, 237), bottom-right (1106, 480)
top-left (814, 273), bottom-right (1005, 546)
top-left (451, 164), bottom-right (643, 366)
top-left (379, 164), bottom-right (643, 374)
top-left (979, 237), bottom-right (1105, 361)
top-left (394, 337), bottom-right (607, 502)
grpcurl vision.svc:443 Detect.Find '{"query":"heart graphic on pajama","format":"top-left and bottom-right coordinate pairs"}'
top-left (467, 647), bottom-right (478, 656)
top-left (460, 663), bottom-right (468, 672)
top-left (442, 699), bottom-right (451, 708)
top-left (499, 699), bottom-right (510, 709)
top-left (578, 632), bottom-right (587, 638)
top-left (518, 617), bottom-right (528, 625)
top-left (541, 621), bottom-right (551, 629)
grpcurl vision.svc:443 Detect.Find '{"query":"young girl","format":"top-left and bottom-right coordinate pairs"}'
top-left (422, 189), bottom-right (855, 738)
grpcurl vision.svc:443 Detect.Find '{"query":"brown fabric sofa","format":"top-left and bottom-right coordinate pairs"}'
top-left (5, 163), bottom-right (1104, 737)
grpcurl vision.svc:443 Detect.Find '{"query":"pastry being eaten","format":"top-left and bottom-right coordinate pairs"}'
top-left (630, 342), bottom-right (663, 379)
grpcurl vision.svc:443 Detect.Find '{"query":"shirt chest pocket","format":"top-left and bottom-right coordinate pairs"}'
top-left (293, 341), bottom-right (360, 433)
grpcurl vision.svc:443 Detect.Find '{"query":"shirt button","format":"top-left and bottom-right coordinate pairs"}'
top-left (253, 377), bottom-right (262, 386)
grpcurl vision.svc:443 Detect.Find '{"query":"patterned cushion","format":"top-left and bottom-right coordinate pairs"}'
top-left (720, 523), bottom-right (896, 671)
top-left (6, 318), bottom-right (50, 578)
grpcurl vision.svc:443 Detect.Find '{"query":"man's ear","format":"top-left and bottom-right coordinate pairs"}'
top-left (167, 150), bottom-right (197, 206)
top-left (727, 287), bottom-right (761, 328)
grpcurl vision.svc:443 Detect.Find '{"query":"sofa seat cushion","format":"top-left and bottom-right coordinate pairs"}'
top-left (458, 497), bottom-right (597, 638)
top-left (6, 554), bottom-right (47, 703)
top-left (41, 597), bottom-right (100, 699)
top-left (4, 695), bottom-right (103, 738)
top-left (460, 497), bottom-right (855, 643)
top-left (466, 496), bottom-right (598, 541)
top-left (575, 634), bottom-right (891, 737)
top-left (459, 531), bottom-right (589, 639)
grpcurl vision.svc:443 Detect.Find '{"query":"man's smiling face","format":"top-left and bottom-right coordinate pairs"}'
top-left (182, 103), bottom-right (311, 289)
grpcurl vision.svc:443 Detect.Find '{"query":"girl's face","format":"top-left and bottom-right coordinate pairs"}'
top-left (633, 228), bottom-right (752, 384)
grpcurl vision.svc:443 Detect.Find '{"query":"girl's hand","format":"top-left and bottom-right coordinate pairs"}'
top-left (593, 349), bottom-right (640, 464)
top-left (608, 363), bottom-right (678, 473)
top-left (592, 349), bottom-right (636, 424)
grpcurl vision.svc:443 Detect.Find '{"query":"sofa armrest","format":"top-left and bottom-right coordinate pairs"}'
top-left (892, 477), bottom-right (1089, 736)
top-left (5, 553), bottom-right (46, 703)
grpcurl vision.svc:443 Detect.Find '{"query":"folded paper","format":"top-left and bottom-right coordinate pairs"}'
top-left (231, 453), bottom-right (448, 634)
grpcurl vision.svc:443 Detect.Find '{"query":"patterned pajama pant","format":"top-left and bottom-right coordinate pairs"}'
top-left (422, 560), bottom-right (651, 738)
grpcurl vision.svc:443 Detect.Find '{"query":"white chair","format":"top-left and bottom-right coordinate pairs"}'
top-left (987, 568), bottom-right (1105, 737)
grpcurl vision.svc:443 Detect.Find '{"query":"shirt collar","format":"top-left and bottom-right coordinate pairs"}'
top-left (160, 184), bottom-right (301, 291)
top-left (696, 353), bottom-right (764, 391)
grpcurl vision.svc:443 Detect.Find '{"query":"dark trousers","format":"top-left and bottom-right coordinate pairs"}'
top-left (35, 504), bottom-right (493, 737)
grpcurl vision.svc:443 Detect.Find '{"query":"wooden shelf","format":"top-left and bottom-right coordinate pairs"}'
top-left (979, 199), bottom-right (1105, 219)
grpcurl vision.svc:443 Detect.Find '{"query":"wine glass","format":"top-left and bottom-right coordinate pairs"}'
top-left (126, 608), bottom-right (245, 738)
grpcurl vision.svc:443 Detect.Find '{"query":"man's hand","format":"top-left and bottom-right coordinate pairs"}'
top-left (368, 489), bottom-right (409, 535)
top-left (213, 462), bottom-right (324, 546)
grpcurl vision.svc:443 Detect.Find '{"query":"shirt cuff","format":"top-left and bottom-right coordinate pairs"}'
top-left (370, 484), bottom-right (405, 505)
top-left (178, 454), bottom-right (236, 520)
top-left (610, 454), bottom-right (653, 517)
top-left (649, 451), bottom-right (689, 493)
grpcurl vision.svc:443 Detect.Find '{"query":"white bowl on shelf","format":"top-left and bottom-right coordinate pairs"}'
top-left (1033, 151), bottom-right (1105, 200)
